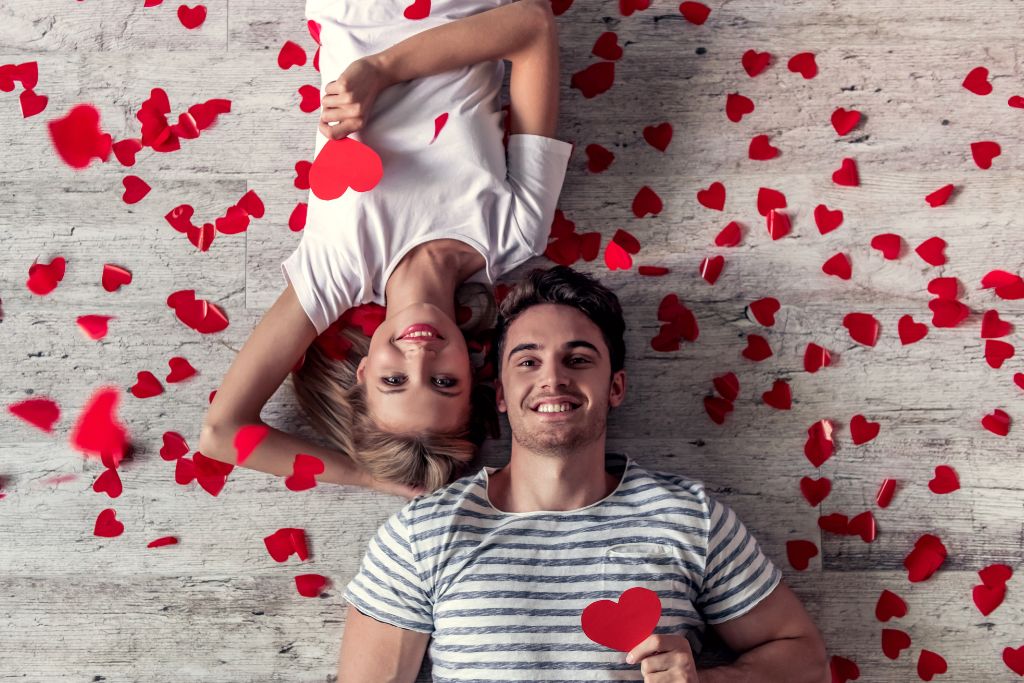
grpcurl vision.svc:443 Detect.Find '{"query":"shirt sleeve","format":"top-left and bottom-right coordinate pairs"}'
top-left (505, 133), bottom-right (574, 256)
top-left (280, 231), bottom-right (358, 337)
top-left (342, 507), bottom-right (434, 634)
top-left (696, 491), bottom-right (783, 624)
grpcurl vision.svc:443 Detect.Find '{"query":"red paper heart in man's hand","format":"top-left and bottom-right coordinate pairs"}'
top-left (581, 587), bottom-right (662, 652)
top-left (310, 137), bottom-right (383, 201)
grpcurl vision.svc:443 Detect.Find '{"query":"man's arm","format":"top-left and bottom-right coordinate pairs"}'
top-left (338, 606), bottom-right (431, 683)
top-left (698, 582), bottom-right (829, 683)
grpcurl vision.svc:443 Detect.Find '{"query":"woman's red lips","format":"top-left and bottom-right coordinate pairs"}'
top-left (397, 323), bottom-right (442, 340)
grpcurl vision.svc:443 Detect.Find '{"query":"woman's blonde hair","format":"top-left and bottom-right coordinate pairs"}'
top-left (289, 283), bottom-right (500, 492)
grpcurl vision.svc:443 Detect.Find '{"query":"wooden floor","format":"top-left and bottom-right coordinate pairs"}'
top-left (2, 0), bottom-right (1023, 681)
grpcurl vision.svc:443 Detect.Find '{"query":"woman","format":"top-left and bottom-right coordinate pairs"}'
top-left (204, 0), bottom-right (572, 497)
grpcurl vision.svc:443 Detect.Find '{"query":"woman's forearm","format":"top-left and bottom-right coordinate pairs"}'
top-left (368, 0), bottom-right (550, 87)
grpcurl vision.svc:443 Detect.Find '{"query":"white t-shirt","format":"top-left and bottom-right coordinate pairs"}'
top-left (282, 0), bottom-right (575, 335)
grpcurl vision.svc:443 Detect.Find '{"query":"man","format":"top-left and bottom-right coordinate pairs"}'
top-left (338, 266), bottom-right (828, 682)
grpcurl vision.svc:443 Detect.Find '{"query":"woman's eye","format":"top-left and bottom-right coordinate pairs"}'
top-left (382, 376), bottom-right (405, 386)
top-left (433, 377), bottom-right (456, 388)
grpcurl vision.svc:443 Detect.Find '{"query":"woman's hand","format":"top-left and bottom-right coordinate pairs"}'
top-left (626, 633), bottom-right (700, 682)
top-left (319, 56), bottom-right (391, 141)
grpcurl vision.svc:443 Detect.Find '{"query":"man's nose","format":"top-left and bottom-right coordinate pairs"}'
top-left (538, 360), bottom-right (569, 389)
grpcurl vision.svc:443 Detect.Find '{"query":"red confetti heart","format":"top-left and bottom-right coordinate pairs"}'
top-left (876, 478), bottom-right (897, 507)
top-left (979, 563), bottom-right (1013, 588)
top-left (981, 310), bottom-right (1013, 338)
top-left (160, 431), bottom-right (189, 461)
top-left (714, 221), bottom-right (742, 246)
top-left (678, 1), bottom-right (710, 24)
top-left (638, 265), bottom-right (669, 276)
top-left (1005, 647), bottom-right (1024, 676)
top-left (971, 140), bottom-right (1001, 169)
top-left (122, 175), bottom-right (151, 204)
top-left (804, 419), bottom-right (835, 467)
top-left (831, 157), bottom-right (859, 186)
top-left (748, 134), bottom-right (779, 160)
top-left (26, 256), bottom-right (65, 295)
top-left (756, 187), bottom-right (787, 216)
top-left (277, 40), bottom-right (306, 69)
top-left (804, 343), bottom-right (833, 373)
top-left (849, 511), bottom-right (877, 543)
top-left (310, 137), bottom-right (383, 201)
top-left (47, 104), bottom-right (112, 169)
top-left (927, 465), bottom-right (959, 494)
top-left (570, 61), bottom-right (615, 99)
top-left (697, 181), bottom-right (725, 210)
top-left (725, 93), bottom-right (754, 122)
top-left (843, 312), bottom-right (879, 346)
top-left (875, 589), bottom-right (907, 622)
top-left (585, 144), bottom-right (615, 173)
top-left (785, 540), bottom-right (818, 570)
top-left (904, 534), bottom-right (947, 582)
top-left (215, 204), bottom-right (250, 235)
top-left (20, 89), bottom-right (48, 118)
top-left (762, 380), bottom-right (791, 410)
top-left (819, 513), bottom-right (850, 535)
top-left (917, 650), bottom-right (947, 681)
top-left (166, 357), bottom-right (197, 383)
top-left (829, 656), bottom-right (860, 683)
top-left (830, 107), bottom-right (861, 135)
top-left (703, 396), bottom-right (734, 425)
top-left (130, 371), bottom-right (163, 399)
top-left (881, 629), bottom-right (912, 660)
top-left (101, 264), bottom-right (132, 292)
top-left (787, 52), bottom-right (817, 79)
top-left (1016, 373), bottom-right (1024, 391)
top-left (928, 298), bottom-right (969, 328)
top-left (296, 574), bottom-right (329, 597)
top-left (1010, 96), bottom-right (1024, 109)
top-left (813, 204), bottom-right (843, 234)
top-left (748, 297), bottom-right (780, 326)
top-left (148, 536), bottom-right (178, 548)
top-left (741, 50), bottom-right (771, 77)
top-left (8, 397), bottom-right (60, 432)
top-left (619, 0), bottom-right (651, 16)
top-left (699, 255), bottom-right (724, 284)
top-left (766, 210), bottom-right (791, 240)
top-left (112, 138), bottom-right (143, 166)
top-left (822, 253), bottom-right (852, 280)
top-left (985, 339), bottom-right (1015, 369)
top-left (592, 32), bottom-right (623, 61)
top-left (897, 315), bottom-right (928, 345)
top-left (850, 414), bottom-right (879, 445)
top-left (581, 587), bottom-right (662, 652)
top-left (286, 453), bottom-right (325, 491)
top-left (234, 424), bottom-right (270, 465)
top-left (604, 241), bottom-right (633, 271)
top-left (713, 372), bottom-right (739, 401)
top-left (928, 277), bottom-right (960, 299)
top-left (632, 185), bottom-right (663, 217)
top-left (915, 237), bottom-right (947, 266)
top-left (799, 476), bottom-right (831, 506)
top-left (972, 583), bottom-right (1006, 618)
top-left (982, 408), bottom-right (1011, 436)
top-left (642, 122), bottom-right (672, 151)
top-left (962, 66), bottom-right (992, 95)
top-left (177, 4), bottom-right (207, 29)
top-left (175, 456), bottom-right (196, 484)
top-left (925, 183), bottom-right (955, 207)
top-left (94, 508), bottom-right (124, 537)
top-left (92, 467), bottom-right (122, 498)
top-left (982, 269), bottom-right (1024, 299)
top-left (298, 84), bottom-right (321, 113)
top-left (870, 233), bottom-right (902, 260)
top-left (77, 315), bottom-right (112, 341)
top-left (741, 334), bottom-right (772, 361)
top-left (193, 452), bottom-right (233, 496)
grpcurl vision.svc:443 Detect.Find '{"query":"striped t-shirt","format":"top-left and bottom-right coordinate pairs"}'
top-left (343, 453), bottom-right (783, 682)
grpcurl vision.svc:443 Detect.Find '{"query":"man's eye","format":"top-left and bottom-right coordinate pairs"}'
top-left (434, 377), bottom-right (456, 388)
top-left (517, 359), bottom-right (536, 367)
top-left (570, 357), bottom-right (590, 365)
top-left (382, 376), bottom-right (405, 385)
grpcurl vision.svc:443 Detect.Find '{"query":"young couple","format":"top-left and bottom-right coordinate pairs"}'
top-left (200, 0), bottom-right (827, 680)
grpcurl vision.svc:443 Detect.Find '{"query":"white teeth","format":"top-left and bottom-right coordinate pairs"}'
top-left (403, 331), bottom-right (435, 338)
top-left (536, 403), bottom-right (574, 413)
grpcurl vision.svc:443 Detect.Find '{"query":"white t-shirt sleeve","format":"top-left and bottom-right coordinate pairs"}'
top-left (280, 232), bottom-right (359, 336)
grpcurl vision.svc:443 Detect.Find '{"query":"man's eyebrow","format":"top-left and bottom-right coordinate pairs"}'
top-left (376, 386), bottom-right (463, 398)
top-left (507, 341), bottom-right (602, 358)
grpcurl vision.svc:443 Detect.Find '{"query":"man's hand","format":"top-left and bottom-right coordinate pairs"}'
top-left (318, 57), bottom-right (391, 141)
top-left (626, 633), bottom-right (700, 682)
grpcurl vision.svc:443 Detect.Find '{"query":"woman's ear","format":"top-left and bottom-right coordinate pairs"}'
top-left (356, 356), bottom-right (367, 384)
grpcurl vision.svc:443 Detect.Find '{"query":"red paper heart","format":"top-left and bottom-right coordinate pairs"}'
top-left (177, 4), bottom-right (207, 29)
top-left (843, 312), bottom-right (879, 346)
top-left (748, 297), bottom-right (780, 326)
top-left (20, 89), bottom-right (48, 118)
top-left (787, 52), bottom-right (817, 79)
top-left (804, 343), bottom-right (833, 373)
top-left (799, 476), bottom-right (830, 506)
top-left (8, 397), bottom-right (61, 432)
top-left (962, 66), bottom-right (992, 95)
top-left (897, 315), bottom-right (928, 345)
top-left (570, 61), bottom-right (615, 99)
top-left (697, 181), bottom-right (725, 210)
top-left (581, 587), bottom-right (662, 652)
top-left (981, 310), bottom-right (1013, 338)
top-left (971, 140), bottom-right (1001, 169)
top-left (876, 478), bottom-right (897, 507)
top-left (917, 650), bottom-right (947, 681)
top-left (981, 269), bottom-right (1024, 299)
top-left (762, 380), bottom-right (791, 410)
top-left (166, 356), bottom-right (197, 383)
top-left (1010, 96), bottom-right (1024, 109)
top-left (130, 371), bottom-right (164, 399)
top-left (605, 241), bottom-right (633, 271)
top-left (928, 276), bottom-right (960, 299)
top-left (972, 583), bottom-right (1005, 616)
top-left (925, 184), bottom-right (955, 207)
top-left (982, 408), bottom-right (1011, 436)
top-left (175, 456), bottom-right (196, 484)
top-left (277, 40), bottom-right (306, 69)
top-left (101, 264), bottom-right (132, 292)
top-left (818, 513), bottom-right (849, 535)
top-left (712, 372), bottom-right (739, 401)
top-left (829, 656), bottom-right (860, 683)
top-left (766, 210), bottom-right (791, 240)
top-left (112, 138), bottom-right (143, 166)
top-left (822, 253), bottom-right (852, 280)
top-left (92, 467), bottom-right (123, 498)
top-left (741, 50), bottom-right (771, 77)
top-left (148, 536), bottom-right (178, 548)
top-left (678, 1), bottom-right (710, 24)
top-left (813, 204), bottom-right (843, 234)
top-left (77, 315), bottom-right (112, 341)
top-left (927, 465), bottom-right (959, 494)
top-left (904, 534), bottom-right (947, 582)
top-left (592, 32), bottom-right (623, 61)
top-left (725, 93), bottom-right (754, 122)
top-left (915, 237), bottom-right (947, 266)
top-left (1003, 646), bottom-right (1024, 676)
top-left (985, 339), bottom-right (1015, 368)
top-left (619, 0), bottom-right (651, 16)
top-left (875, 589), bottom-right (908, 622)
top-left (47, 104), bottom-right (112, 169)
top-left (849, 511), bottom-right (877, 543)
top-left (295, 574), bottom-right (329, 598)
top-left (632, 185), bottom-right (663, 217)
top-left (234, 424), bottom-right (270, 465)
top-left (850, 414), bottom-right (879, 445)
top-left (160, 431), bottom-right (189, 461)
top-left (830, 107), bottom-right (861, 135)
top-left (714, 221), bottom-right (742, 246)
top-left (804, 419), bottom-right (835, 467)
top-left (193, 452), bottom-right (233, 496)
top-left (870, 233), bottom-right (902, 260)
top-left (94, 508), bottom-right (125, 537)
top-left (831, 157), bottom-right (859, 186)
top-left (881, 629), bottom-right (912, 660)
top-left (286, 454), bottom-right (325, 491)
top-left (585, 144), bottom-right (615, 173)
top-left (703, 396), bottom-right (734, 424)
top-left (928, 298), bottom-right (969, 328)
top-left (741, 334), bottom-right (772, 361)
top-left (979, 563), bottom-right (1013, 588)
top-left (122, 175), bottom-right (151, 204)
top-left (638, 266), bottom-right (668, 276)
top-left (785, 540), bottom-right (818, 570)
top-left (310, 137), bottom-right (383, 201)
top-left (748, 134), bottom-right (779, 160)
top-left (756, 187), bottom-right (787, 216)
top-left (1016, 373), bottom-right (1024, 391)
top-left (699, 255), bottom-right (724, 284)
top-left (642, 122), bottom-right (672, 151)
top-left (298, 85), bottom-right (320, 113)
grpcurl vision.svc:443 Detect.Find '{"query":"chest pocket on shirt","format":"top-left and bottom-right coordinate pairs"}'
top-left (600, 543), bottom-right (689, 599)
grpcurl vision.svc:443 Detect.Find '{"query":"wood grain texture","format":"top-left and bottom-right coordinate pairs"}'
top-left (2, 0), bottom-right (1023, 681)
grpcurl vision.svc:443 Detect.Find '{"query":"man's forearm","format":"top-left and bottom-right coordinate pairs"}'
top-left (698, 637), bottom-right (828, 683)
top-left (368, 0), bottom-right (548, 87)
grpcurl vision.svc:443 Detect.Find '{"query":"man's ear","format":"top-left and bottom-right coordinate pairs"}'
top-left (608, 369), bottom-right (626, 408)
top-left (355, 356), bottom-right (367, 385)
top-left (495, 379), bottom-right (507, 414)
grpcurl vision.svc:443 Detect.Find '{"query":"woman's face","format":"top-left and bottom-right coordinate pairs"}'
top-left (356, 302), bottom-right (473, 434)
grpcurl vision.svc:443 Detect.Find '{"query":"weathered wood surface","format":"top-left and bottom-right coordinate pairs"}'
top-left (2, 0), bottom-right (1023, 681)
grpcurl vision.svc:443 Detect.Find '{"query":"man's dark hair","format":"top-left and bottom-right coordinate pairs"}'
top-left (492, 265), bottom-right (626, 374)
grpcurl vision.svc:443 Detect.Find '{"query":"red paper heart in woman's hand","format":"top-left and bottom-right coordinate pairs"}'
top-left (310, 137), bottom-right (383, 201)
top-left (581, 587), bottom-right (661, 652)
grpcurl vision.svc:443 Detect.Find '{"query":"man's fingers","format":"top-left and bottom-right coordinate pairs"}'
top-left (625, 634), bottom-right (664, 665)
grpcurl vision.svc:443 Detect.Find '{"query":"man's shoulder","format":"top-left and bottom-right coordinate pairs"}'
top-left (629, 461), bottom-right (713, 505)
top-left (395, 468), bottom-right (486, 526)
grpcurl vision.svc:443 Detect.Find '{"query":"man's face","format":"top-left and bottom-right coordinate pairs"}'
top-left (496, 303), bottom-right (625, 456)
